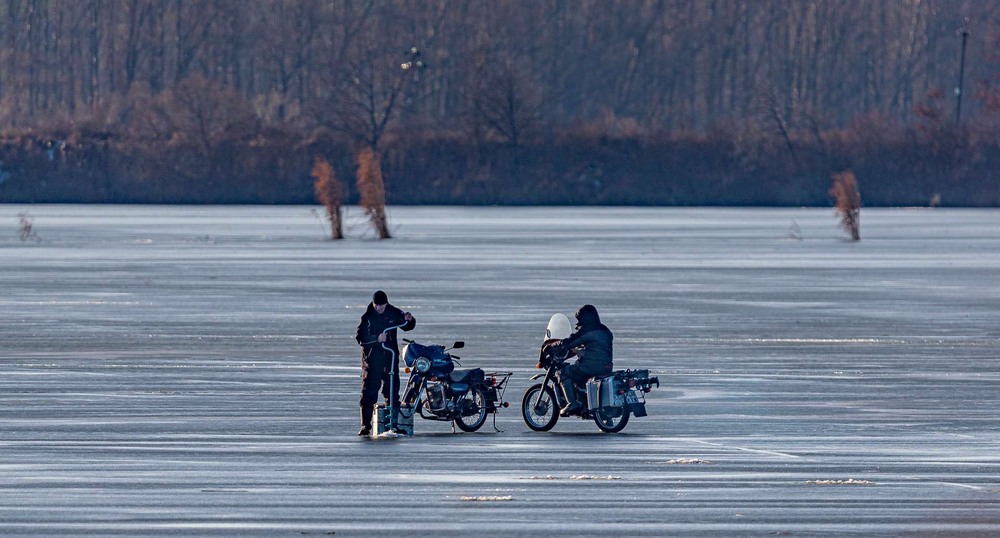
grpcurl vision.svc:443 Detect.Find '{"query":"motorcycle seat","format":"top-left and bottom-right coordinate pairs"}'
top-left (449, 368), bottom-right (484, 383)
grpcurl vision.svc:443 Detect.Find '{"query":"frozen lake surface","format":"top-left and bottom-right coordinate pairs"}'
top-left (1, 205), bottom-right (999, 536)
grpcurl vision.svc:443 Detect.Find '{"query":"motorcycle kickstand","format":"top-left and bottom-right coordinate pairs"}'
top-left (451, 421), bottom-right (457, 434)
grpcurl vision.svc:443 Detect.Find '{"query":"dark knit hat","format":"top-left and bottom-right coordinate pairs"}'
top-left (575, 304), bottom-right (600, 327)
top-left (372, 290), bottom-right (388, 305)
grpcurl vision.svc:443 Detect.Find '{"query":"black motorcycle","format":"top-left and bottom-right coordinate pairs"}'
top-left (521, 314), bottom-right (659, 433)
top-left (399, 339), bottom-right (511, 433)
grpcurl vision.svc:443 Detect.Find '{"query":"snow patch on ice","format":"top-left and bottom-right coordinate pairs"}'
top-left (806, 479), bottom-right (874, 486)
top-left (519, 475), bottom-right (622, 481)
top-left (661, 458), bottom-right (712, 464)
top-left (746, 338), bottom-right (904, 345)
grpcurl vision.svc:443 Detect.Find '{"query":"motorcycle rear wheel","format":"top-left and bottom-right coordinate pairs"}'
top-left (593, 406), bottom-right (630, 433)
top-left (455, 387), bottom-right (488, 432)
top-left (521, 383), bottom-right (559, 432)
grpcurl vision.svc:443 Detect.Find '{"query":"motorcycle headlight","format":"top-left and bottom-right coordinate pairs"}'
top-left (414, 357), bottom-right (431, 374)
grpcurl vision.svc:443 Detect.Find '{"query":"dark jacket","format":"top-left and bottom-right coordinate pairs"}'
top-left (559, 305), bottom-right (613, 372)
top-left (355, 304), bottom-right (416, 367)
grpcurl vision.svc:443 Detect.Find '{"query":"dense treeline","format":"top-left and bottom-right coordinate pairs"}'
top-left (0, 0), bottom-right (998, 206)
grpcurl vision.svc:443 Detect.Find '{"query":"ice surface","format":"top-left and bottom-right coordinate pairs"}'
top-left (1, 205), bottom-right (999, 536)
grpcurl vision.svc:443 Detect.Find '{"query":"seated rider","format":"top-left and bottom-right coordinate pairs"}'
top-left (550, 304), bottom-right (613, 416)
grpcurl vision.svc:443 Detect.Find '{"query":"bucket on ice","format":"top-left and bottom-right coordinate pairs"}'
top-left (374, 404), bottom-right (390, 436)
top-left (396, 404), bottom-right (414, 436)
top-left (373, 403), bottom-right (413, 436)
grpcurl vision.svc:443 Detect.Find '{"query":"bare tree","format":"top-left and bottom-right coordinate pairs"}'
top-left (754, 87), bottom-right (801, 170)
top-left (977, 30), bottom-right (1000, 117)
top-left (321, 44), bottom-right (425, 151)
top-left (2, 1), bottom-right (1000, 136)
top-left (317, 41), bottom-right (425, 239)
top-left (470, 56), bottom-right (542, 147)
top-left (145, 75), bottom-right (255, 152)
top-left (128, 74), bottom-right (256, 184)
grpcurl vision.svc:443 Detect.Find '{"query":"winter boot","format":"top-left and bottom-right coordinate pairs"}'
top-left (559, 378), bottom-right (583, 417)
top-left (359, 404), bottom-right (373, 436)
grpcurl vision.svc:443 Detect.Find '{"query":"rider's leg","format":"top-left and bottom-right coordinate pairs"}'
top-left (558, 364), bottom-right (583, 416)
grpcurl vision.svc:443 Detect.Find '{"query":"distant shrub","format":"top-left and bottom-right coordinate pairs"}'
top-left (829, 170), bottom-right (861, 241)
top-left (312, 156), bottom-right (344, 239)
top-left (356, 148), bottom-right (390, 239)
top-left (17, 212), bottom-right (37, 241)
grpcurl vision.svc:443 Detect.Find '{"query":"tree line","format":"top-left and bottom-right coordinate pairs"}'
top-left (0, 0), bottom-right (998, 207)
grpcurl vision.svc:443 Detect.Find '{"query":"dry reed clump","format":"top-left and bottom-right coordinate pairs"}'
top-left (829, 170), bottom-right (861, 241)
top-left (17, 212), bottom-right (37, 241)
top-left (312, 156), bottom-right (343, 240)
top-left (356, 148), bottom-right (390, 239)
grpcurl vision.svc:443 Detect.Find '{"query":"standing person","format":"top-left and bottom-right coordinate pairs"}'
top-left (355, 290), bottom-right (416, 436)
top-left (551, 304), bottom-right (613, 416)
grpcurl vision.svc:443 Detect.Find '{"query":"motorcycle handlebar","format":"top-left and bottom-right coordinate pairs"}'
top-left (633, 376), bottom-right (659, 390)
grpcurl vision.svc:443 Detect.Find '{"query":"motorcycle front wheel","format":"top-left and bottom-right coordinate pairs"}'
top-left (593, 406), bottom-right (630, 433)
top-left (521, 383), bottom-right (559, 432)
top-left (455, 387), bottom-right (488, 432)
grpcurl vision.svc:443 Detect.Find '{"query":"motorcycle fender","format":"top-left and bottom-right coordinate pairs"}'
top-left (530, 373), bottom-right (545, 381)
top-left (629, 401), bottom-right (648, 418)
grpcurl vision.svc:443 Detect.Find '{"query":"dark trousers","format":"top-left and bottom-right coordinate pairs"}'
top-left (559, 361), bottom-right (610, 386)
top-left (360, 358), bottom-right (399, 407)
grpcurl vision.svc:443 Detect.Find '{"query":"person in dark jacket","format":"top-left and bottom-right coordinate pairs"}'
top-left (551, 304), bottom-right (613, 416)
top-left (354, 290), bottom-right (416, 436)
